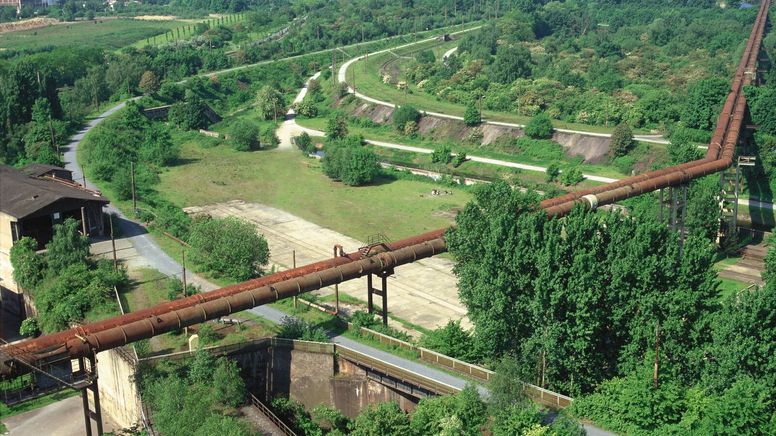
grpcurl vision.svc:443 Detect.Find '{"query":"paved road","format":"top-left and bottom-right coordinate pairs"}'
top-left (61, 102), bottom-right (192, 282)
top-left (3, 395), bottom-right (119, 436)
top-left (337, 38), bottom-right (668, 145)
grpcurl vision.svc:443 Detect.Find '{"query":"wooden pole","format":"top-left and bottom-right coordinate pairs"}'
top-left (130, 162), bottom-right (137, 213)
top-left (109, 214), bottom-right (117, 270)
top-left (80, 207), bottom-right (87, 236)
top-left (292, 250), bottom-right (297, 308)
top-left (183, 249), bottom-right (188, 337)
top-left (653, 321), bottom-right (661, 389)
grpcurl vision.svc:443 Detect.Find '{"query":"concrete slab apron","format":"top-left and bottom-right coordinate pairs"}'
top-left (184, 200), bottom-right (470, 330)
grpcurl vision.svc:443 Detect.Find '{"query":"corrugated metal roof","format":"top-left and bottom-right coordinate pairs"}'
top-left (0, 165), bottom-right (109, 219)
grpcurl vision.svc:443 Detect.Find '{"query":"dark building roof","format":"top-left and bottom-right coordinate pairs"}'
top-left (0, 165), bottom-right (109, 219)
top-left (21, 163), bottom-right (73, 180)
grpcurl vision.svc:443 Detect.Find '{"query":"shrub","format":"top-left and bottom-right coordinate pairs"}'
top-left (262, 127), bottom-right (280, 148)
top-left (609, 123), bottom-right (635, 157)
top-left (463, 104), bottom-right (481, 126)
top-left (431, 144), bottom-right (452, 164)
top-left (10, 236), bottom-right (44, 291)
top-left (322, 138), bottom-right (380, 186)
top-left (419, 320), bottom-right (481, 362)
top-left (197, 323), bottom-right (218, 345)
top-left (277, 316), bottom-right (329, 342)
top-left (19, 318), bottom-right (40, 337)
top-left (403, 120), bottom-right (419, 136)
top-left (296, 98), bottom-right (318, 118)
top-left (393, 105), bottom-right (421, 132)
top-left (326, 113), bottom-right (349, 139)
top-left (561, 167), bottom-right (585, 186)
top-left (452, 152), bottom-right (467, 168)
top-left (188, 216), bottom-right (270, 281)
top-left (545, 163), bottom-right (561, 182)
top-left (524, 113), bottom-right (554, 139)
top-left (229, 120), bottom-right (260, 151)
top-left (295, 132), bottom-right (314, 154)
top-left (153, 202), bottom-right (191, 239)
top-left (613, 155), bottom-right (636, 175)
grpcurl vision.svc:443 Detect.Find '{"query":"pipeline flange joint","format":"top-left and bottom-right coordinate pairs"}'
top-left (582, 194), bottom-right (599, 210)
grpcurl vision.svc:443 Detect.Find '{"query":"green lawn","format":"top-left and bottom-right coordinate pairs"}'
top-left (347, 38), bottom-right (654, 135)
top-left (0, 18), bottom-right (186, 51)
top-left (157, 135), bottom-right (470, 242)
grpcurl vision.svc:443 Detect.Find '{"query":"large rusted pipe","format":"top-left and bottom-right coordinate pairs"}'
top-left (544, 0), bottom-right (769, 215)
top-left (0, 0), bottom-right (770, 379)
top-left (0, 237), bottom-right (446, 374)
top-left (4, 228), bottom-right (445, 359)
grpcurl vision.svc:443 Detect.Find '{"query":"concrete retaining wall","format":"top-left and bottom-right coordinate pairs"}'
top-left (96, 348), bottom-right (141, 429)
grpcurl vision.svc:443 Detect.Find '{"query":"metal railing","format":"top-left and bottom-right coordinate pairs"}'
top-left (248, 393), bottom-right (297, 436)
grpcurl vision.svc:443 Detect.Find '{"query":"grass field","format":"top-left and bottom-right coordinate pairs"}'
top-left (347, 38), bottom-right (656, 135)
top-left (157, 134), bottom-right (470, 242)
top-left (0, 18), bottom-right (186, 51)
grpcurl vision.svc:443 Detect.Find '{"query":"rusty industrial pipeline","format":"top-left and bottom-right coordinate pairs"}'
top-left (0, 0), bottom-right (770, 378)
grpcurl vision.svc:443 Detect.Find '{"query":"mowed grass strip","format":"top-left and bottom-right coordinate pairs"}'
top-left (158, 136), bottom-right (471, 242)
top-left (0, 18), bottom-right (186, 51)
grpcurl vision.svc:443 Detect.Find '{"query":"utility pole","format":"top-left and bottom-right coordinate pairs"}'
top-left (182, 249), bottom-right (188, 337)
top-left (130, 162), bottom-right (137, 213)
top-left (80, 207), bottom-right (87, 236)
top-left (292, 250), bottom-right (297, 309)
top-left (653, 321), bottom-right (661, 389)
top-left (110, 214), bottom-right (117, 271)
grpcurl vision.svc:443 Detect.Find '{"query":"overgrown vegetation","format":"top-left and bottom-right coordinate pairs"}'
top-left (139, 348), bottom-right (250, 435)
top-left (10, 219), bottom-right (128, 333)
top-left (446, 181), bottom-right (776, 434)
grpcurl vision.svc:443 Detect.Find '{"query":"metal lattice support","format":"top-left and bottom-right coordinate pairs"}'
top-left (367, 269), bottom-right (393, 326)
top-left (719, 156), bottom-right (755, 242)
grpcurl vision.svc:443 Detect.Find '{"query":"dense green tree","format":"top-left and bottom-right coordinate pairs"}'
top-left (139, 70), bottom-right (161, 95)
top-left (189, 216), bottom-right (270, 281)
top-left (322, 137), bottom-right (380, 186)
top-left (609, 123), bottom-right (634, 157)
top-left (463, 103), bottom-right (481, 126)
top-left (168, 94), bottom-right (211, 130)
top-left (410, 385), bottom-right (487, 436)
top-left (524, 113), bottom-right (554, 139)
top-left (393, 105), bottom-right (421, 132)
top-left (212, 358), bottom-right (246, 408)
top-left (45, 218), bottom-right (90, 272)
top-left (419, 320), bottom-right (481, 362)
top-left (448, 182), bottom-right (720, 395)
top-left (295, 132), bottom-right (314, 154)
top-left (351, 402), bottom-right (410, 436)
top-left (10, 237), bottom-right (45, 291)
top-left (229, 120), bottom-right (260, 151)
top-left (326, 113), bottom-right (349, 140)
top-left (560, 167), bottom-right (584, 186)
top-left (431, 144), bottom-right (452, 164)
top-left (491, 44), bottom-right (532, 85)
top-left (682, 78), bottom-right (728, 131)
top-left (704, 279), bottom-right (776, 398)
top-left (256, 85), bottom-right (286, 121)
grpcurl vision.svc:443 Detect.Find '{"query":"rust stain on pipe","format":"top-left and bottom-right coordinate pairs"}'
top-left (0, 0), bottom-right (770, 377)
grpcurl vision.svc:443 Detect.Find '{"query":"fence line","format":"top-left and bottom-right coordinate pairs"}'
top-left (292, 297), bottom-right (573, 407)
top-left (248, 393), bottom-right (297, 436)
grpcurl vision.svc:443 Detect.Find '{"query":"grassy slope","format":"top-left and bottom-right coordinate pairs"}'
top-left (349, 38), bottom-right (653, 135)
top-left (0, 18), bottom-right (186, 51)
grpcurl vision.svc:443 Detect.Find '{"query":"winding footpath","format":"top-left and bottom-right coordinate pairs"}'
top-left (337, 37), bottom-right (669, 145)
